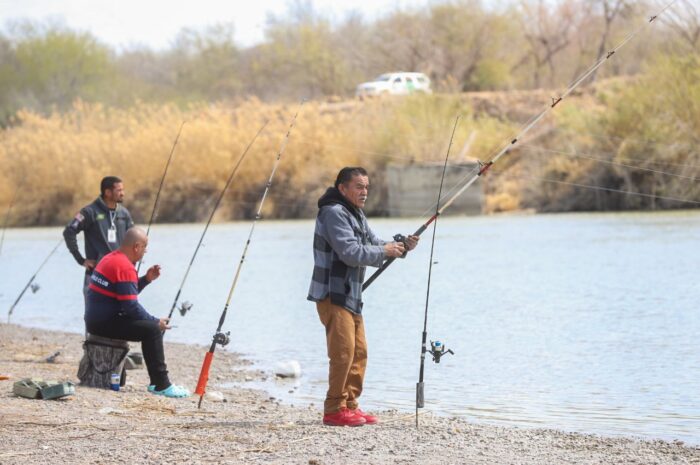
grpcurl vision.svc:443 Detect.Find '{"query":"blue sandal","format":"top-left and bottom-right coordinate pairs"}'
top-left (150, 384), bottom-right (190, 398)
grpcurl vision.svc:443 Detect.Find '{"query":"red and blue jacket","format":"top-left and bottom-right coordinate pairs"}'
top-left (85, 250), bottom-right (156, 323)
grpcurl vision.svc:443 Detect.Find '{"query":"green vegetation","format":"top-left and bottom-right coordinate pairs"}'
top-left (1, 0), bottom-right (690, 120)
top-left (510, 55), bottom-right (700, 212)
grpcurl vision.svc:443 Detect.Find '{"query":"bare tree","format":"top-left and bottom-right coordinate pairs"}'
top-left (370, 11), bottom-right (432, 74)
top-left (660, 0), bottom-right (700, 52)
top-left (429, 2), bottom-right (491, 91)
top-left (588, 0), bottom-right (631, 83)
top-left (513, 0), bottom-right (579, 88)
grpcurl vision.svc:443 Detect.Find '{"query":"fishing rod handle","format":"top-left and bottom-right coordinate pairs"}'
top-left (195, 351), bottom-right (215, 399)
top-left (416, 382), bottom-right (425, 409)
top-left (362, 258), bottom-right (395, 291)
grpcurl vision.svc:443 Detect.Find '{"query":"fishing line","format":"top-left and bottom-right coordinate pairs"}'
top-left (7, 239), bottom-right (62, 323)
top-left (491, 171), bottom-right (700, 207)
top-left (165, 122), bottom-right (268, 324)
top-left (136, 120), bottom-right (186, 274)
top-left (296, 136), bottom-right (700, 218)
top-left (298, 129), bottom-right (700, 177)
top-left (194, 101), bottom-right (304, 408)
top-left (553, 127), bottom-right (700, 159)
top-left (518, 144), bottom-right (700, 181)
top-left (301, 141), bottom-right (700, 218)
top-left (521, 144), bottom-right (700, 172)
top-left (362, 0), bottom-right (680, 291)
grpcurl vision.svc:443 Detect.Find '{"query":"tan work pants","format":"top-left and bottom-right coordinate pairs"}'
top-left (316, 298), bottom-right (367, 414)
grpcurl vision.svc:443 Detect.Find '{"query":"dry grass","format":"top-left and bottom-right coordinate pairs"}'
top-left (3, 72), bottom-right (696, 223)
top-left (0, 95), bottom-right (514, 225)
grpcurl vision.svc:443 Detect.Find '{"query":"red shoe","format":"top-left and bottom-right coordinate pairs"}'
top-left (350, 408), bottom-right (378, 425)
top-left (323, 408), bottom-right (366, 427)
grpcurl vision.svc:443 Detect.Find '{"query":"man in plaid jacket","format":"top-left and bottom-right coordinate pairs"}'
top-left (308, 167), bottom-right (418, 426)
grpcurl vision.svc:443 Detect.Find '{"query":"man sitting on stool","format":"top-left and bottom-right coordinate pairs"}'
top-left (85, 227), bottom-right (189, 398)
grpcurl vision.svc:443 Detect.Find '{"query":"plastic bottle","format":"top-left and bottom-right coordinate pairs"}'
top-left (110, 373), bottom-right (120, 391)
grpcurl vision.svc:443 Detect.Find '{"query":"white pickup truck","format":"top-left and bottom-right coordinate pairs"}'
top-left (355, 72), bottom-right (432, 98)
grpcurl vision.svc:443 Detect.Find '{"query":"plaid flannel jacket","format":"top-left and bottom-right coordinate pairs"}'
top-left (307, 200), bottom-right (385, 314)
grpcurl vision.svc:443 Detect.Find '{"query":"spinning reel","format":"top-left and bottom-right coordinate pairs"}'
top-left (30, 283), bottom-right (40, 294)
top-left (429, 340), bottom-right (454, 364)
top-left (178, 300), bottom-right (193, 317)
top-left (393, 234), bottom-right (409, 258)
top-left (213, 331), bottom-right (230, 348)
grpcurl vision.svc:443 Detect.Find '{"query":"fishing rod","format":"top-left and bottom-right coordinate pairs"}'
top-left (165, 122), bottom-right (268, 324)
top-left (136, 120), bottom-right (186, 274)
top-left (362, 0), bottom-right (678, 292)
top-left (0, 188), bottom-right (17, 256)
top-left (195, 102), bottom-right (304, 408)
top-left (7, 238), bottom-right (62, 323)
top-left (415, 116), bottom-right (458, 428)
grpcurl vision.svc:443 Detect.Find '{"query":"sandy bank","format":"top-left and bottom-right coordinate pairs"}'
top-left (0, 323), bottom-right (698, 464)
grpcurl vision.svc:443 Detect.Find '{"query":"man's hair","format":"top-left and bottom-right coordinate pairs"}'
top-left (334, 167), bottom-right (368, 188)
top-left (100, 176), bottom-right (122, 197)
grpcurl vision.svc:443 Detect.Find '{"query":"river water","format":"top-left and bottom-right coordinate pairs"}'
top-left (1, 211), bottom-right (698, 444)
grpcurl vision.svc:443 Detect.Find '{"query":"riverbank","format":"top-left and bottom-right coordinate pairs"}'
top-left (1, 323), bottom-right (698, 464)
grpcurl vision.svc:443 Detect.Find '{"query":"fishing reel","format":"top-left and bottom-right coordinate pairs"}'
top-left (393, 234), bottom-right (408, 258)
top-left (213, 331), bottom-right (230, 347)
top-left (429, 340), bottom-right (454, 364)
top-left (30, 283), bottom-right (40, 294)
top-left (178, 300), bottom-right (193, 317)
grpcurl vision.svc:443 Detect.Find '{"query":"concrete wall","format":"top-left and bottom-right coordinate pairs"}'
top-left (385, 162), bottom-right (483, 217)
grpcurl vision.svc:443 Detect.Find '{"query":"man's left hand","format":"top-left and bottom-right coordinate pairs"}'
top-left (145, 265), bottom-right (161, 282)
top-left (405, 235), bottom-right (419, 251)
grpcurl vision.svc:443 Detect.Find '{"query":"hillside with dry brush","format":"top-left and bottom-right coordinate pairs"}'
top-left (2, 57), bottom-right (699, 227)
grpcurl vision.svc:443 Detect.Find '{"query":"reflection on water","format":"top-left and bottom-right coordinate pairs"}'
top-left (2, 211), bottom-right (698, 444)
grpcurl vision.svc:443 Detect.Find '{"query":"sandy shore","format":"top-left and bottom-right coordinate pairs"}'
top-left (0, 323), bottom-right (698, 465)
